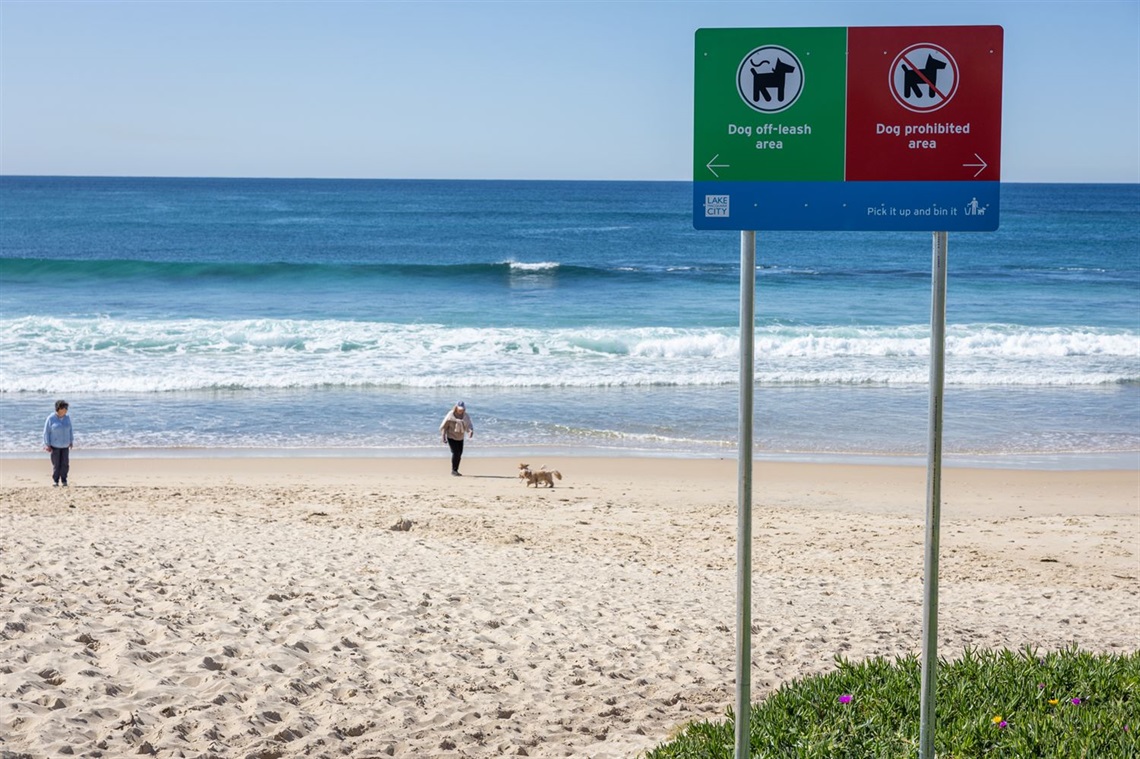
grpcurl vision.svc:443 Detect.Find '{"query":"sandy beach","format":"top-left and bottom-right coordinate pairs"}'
top-left (1, 455), bottom-right (1136, 758)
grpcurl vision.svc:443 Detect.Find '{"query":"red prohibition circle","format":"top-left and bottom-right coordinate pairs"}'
top-left (889, 42), bottom-right (958, 113)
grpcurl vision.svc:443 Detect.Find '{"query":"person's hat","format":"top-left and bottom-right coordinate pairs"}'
top-left (456, 401), bottom-right (465, 409)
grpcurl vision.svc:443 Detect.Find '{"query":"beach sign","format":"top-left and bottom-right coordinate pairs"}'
top-left (697, 25), bottom-right (1004, 759)
top-left (693, 25), bottom-right (1003, 231)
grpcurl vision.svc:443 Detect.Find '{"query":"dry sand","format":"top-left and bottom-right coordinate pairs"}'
top-left (1, 455), bottom-right (1137, 758)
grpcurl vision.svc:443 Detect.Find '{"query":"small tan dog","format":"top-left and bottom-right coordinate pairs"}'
top-left (517, 463), bottom-right (562, 488)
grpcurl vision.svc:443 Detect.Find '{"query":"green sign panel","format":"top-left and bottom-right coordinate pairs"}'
top-left (694, 27), bottom-right (847, 181)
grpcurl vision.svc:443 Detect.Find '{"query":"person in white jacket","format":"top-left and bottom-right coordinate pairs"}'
top-left (439, 401), bottom-right (474, 476)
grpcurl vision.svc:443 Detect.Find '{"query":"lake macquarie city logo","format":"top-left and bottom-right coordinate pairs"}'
top-left (703, 194), bottom-right (730, 217)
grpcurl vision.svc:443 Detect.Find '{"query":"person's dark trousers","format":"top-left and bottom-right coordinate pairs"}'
top-left (50, 447), bottom-right (70, 484)
top-left (447, 438), bottom-right (464, 473)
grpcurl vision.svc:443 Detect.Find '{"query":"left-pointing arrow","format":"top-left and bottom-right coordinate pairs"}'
top-left (706, 154), bottom-right (730, 178)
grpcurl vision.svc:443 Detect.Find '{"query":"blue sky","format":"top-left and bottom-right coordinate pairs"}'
top-left (2, 0), bottom-right (1137, 182)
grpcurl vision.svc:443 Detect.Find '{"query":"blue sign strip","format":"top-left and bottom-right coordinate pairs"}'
top-left (693, 181), bottom-right (1000, 231)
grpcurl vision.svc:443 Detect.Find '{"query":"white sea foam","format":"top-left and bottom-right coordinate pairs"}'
top-left (505, 260), bottom-right (561, 272)
top-left (1, 317), bottom-right (1136, 393)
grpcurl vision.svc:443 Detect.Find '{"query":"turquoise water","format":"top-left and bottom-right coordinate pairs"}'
top-left (1, 177), bottom-right (1137, 465)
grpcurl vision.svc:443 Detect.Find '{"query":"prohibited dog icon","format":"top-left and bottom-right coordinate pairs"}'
top-left (890, 43), bottom-right (959, 113)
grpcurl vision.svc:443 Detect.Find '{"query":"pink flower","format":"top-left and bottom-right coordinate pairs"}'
top-left (839, 694), bottom-right (853, 704)
top-left (1071, 698), bottom-right (1082, 706)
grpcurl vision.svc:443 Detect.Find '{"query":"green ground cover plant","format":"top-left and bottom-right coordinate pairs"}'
top-left (645, 646), bottom-right (1138, 758)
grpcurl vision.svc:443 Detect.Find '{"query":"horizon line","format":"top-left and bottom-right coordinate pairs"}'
top-left (2, 174), bottom-right (1137, 186)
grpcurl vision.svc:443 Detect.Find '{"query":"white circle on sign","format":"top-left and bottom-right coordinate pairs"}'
top-left (890, 43), bottom-right (958, 113)
top-left (737, 45), bottom-right (804, 113)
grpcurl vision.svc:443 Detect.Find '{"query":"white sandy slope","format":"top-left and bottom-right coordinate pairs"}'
top-left (1, 456), bottom-right (1136, 757)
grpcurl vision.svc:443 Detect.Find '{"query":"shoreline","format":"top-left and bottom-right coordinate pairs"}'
top-left (3, 453), bottom-right (1136, 757)
top-left (3, 454), bottom-right (1137, 518)
top-left (3, 446), bottom-right (1137, 471)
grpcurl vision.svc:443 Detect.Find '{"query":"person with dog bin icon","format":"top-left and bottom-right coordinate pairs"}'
top-left (439, 401), bottom-right (474, 476)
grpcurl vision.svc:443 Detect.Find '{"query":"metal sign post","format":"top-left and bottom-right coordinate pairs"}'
top-left (919, 230), bottom-right (948, 758)
top-left (735, 230), bottom-right (756, 759)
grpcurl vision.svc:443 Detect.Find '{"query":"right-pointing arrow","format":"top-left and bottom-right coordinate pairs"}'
top-left (963, 153), bottom-right (988, 178)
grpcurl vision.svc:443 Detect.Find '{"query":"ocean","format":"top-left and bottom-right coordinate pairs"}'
top-left (1, 177), bottom-right (1137, 468)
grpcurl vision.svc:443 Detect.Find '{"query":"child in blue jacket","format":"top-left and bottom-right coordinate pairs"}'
top-left (43, 400), bottom-right (74, 486)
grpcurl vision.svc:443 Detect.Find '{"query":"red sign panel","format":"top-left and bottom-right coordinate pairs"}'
top-left (846, 26), bottom-right (1003, 181)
